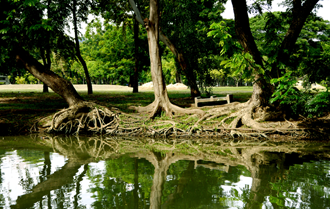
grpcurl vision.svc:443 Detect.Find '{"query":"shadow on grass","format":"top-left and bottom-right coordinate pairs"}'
top-left (0, 90), bottom-right (252, 134)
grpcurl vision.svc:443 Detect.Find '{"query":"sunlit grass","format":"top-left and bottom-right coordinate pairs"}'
top-left (0, 85), bottom-right (253, 113)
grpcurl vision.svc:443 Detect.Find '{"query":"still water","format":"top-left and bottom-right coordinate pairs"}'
top-left (0, 135), bottom-right (330, 209)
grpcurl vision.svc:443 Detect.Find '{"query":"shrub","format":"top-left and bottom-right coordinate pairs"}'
top-left (271, 72), bottom-right (330, 118)
top-left (15, 76), bottom-right (27, 84)
top-left (305, 91), bottom-right (330, 117)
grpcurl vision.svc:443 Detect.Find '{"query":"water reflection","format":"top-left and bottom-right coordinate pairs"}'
top-left (0, 136), bottom-right (329, 208)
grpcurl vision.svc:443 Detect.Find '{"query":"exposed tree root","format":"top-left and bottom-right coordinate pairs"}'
top-left (129, 99), bottom-right (204, 119)
top-left (38, 101), bottom-right (120, 134)
top-left (34, 100), bottom-right (329, 140)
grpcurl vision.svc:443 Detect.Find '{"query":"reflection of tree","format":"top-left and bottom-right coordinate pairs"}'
top-left (269, 159), bottom-right (330, 208)
top-left (14, 135), bottom-right (330, 209)
top-left (243, 152), bottom-right (286, 209)
top-left (12, 159), bottom-right (85, 209)
top-left (162, 160), bottom-right (226, 209)
top-left (0, 150), bottom-right (7, 205)
top-left (39, 152), bottom-right (51, 209)
top-left (87, 156), bottom-right (153, 208)
top-left (74, 164), bottom-right (89, 209)
top-left (17, 150), bottom-right (44, 164)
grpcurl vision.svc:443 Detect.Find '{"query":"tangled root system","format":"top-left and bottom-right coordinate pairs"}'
top-left (37, 102), bottom-right (119, 134)
top-left (33, 101), bottom-right (330, 140)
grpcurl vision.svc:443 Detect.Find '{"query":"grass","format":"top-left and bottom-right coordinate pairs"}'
top-left (0, 84), bottom-right (253, 135)
top-left (212, 86), bottom-right (253, 92)
top-left (224, 117), bottom-right (236, 124)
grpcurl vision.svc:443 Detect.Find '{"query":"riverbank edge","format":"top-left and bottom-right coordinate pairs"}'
top-left (1, 112), bottom-right (330, 142)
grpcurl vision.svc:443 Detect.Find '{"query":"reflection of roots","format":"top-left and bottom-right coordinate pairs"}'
top-left (45, 102), bottom-right (119, 134)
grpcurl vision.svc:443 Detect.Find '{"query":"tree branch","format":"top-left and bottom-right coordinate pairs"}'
top-left (280, 0), bottom-right (319, 53)
top-left (231, 0), bottom-right (263, 66)
top-left (129, 0), bottom-right (187, 71)
top-left (275, 0), bottom-right (319, 74)
top-left (129, 0), bottom-right (144, 25)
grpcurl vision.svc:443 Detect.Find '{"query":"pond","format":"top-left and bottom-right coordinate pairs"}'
top-left (0, 135), bottom-right (330, 209)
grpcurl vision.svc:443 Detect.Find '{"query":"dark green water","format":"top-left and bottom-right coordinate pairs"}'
top-left (0, 136), bottom-right (330, 209)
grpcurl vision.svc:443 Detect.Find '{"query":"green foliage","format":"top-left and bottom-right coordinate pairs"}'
top-left (305, 91), bottom-right (330, 118)
top-left (78, 19), bottom-right (150, 85)
top-left (271, 72), bottom-right (330, 118)
top-left (13, 71), bottom-right (39, 84)
top-left (162, 50), bottom-right (177, 84)
top-left (249, 11), bottom-right (330, 83)
top-left (160, 0), bottom-right (225, 90)
top-left (271, 72), bottom-right (300, 105)
top-left (0, 0), bottom-right (81, 84)
top-left (208, 20), bottom-right (255, 86)
top-left (208, 21), bottom-right (241, 56)
top-left (15, 76), bottom-right (27, 84)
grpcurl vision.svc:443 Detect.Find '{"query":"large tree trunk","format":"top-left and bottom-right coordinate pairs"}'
top-left (159, 31), bottom-right (201, 97)
top-left (41, 0), bottom-right (52, 93)
top-left (272, 0), bottom-right (320, 78)
top-left (73, 0), bottom-right (93, 95)
top-left (43, 83), bottom-right (49, 92)
top-left (129, 0), bottom-right (201, 97)
top-left (16, 46), bottom-right (84, 107)
top-left (231, 0), bottom-right (319, 109)
top-left (129, 0), bottom-right (204, 118)
top-left (132, 15), bottom-right (140, 93)
top-left (40, 49), bottom-right (50, 93)
top-left (145, 0), bottom-right (172, 116)
top-left (231, 0), bottom-right (274, 109)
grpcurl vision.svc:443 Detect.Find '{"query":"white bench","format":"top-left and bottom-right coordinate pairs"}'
top-left (195, 94), bottom-right (233, 107)
top-left (0, 75), bottom-right (10, 84)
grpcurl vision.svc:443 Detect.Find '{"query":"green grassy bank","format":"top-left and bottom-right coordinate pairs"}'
top-left (0, 85), bottom-right (253, 135)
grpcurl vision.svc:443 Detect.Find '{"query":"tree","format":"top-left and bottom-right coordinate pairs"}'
top-left (128, 0), bottom-right (204, 118)
top-left (204, 0), bottom-right (323, 131)
top-left (160, 0), bottom-right (225, 95)
top-left (69, 0), bottom-right (93, 94)
top-left (1, 0), bottom-right (118, 133)
top-left (93, 0), bottom-right (150, 93)
top-left (81, 20), bottom-right (144, 85)
top-left (126, 0), bottom-right (204, 97)
top-left (39, 0), bottom-right (52, 93)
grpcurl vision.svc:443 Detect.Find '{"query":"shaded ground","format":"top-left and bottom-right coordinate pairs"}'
top-left (1, 84), bottom-right (329, 140)
top-left (0, 85), bottom-right (251, 135)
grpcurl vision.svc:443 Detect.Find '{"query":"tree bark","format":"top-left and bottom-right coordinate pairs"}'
top-left (40, 49), bottom-right (50, 93)
top-left (145, 0), bottom-right (173, 116)
top-left (128, 0), bottom-right (204, 117)
top-left (149, 155), bottom-right (167, 209)
top-left (129, 0), bottom-right (201, 97)
top-left (132, 15), bottom-right (140, 93)
top-left (272, 0), bottom-right (320, 78)
top-left (231, 0), bottom-right (274, 108)
top-left (42, 0), bottom-right (52, 93)
top-left (43, 83), bottom-right (49, 92)
top-left (16, 46), bottom-right (84, 107)
top-left (72, 0), bottom-right (93, 95)
top-left (159, 31), bottom-right (201, 97)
